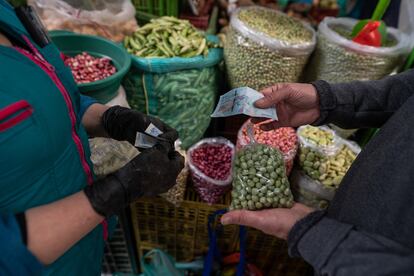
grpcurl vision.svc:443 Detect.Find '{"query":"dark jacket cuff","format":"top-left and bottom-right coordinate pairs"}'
top-left (311, 80), bottom-right (337, 126)
top-left (15, 213), bottom-right (27, 245)
top-left (289, 215), bottom-right (354, 270)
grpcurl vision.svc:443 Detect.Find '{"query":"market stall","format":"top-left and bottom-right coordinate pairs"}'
top-left (27, 0), bottom-right (413, 275)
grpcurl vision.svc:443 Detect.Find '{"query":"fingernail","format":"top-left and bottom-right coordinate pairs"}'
top-left (221, 216), bottom-right (231, 225)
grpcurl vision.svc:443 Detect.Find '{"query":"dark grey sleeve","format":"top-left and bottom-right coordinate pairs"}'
top-left (288, 215), bottom-right (414, 276)
top-left (312, 69), bottom-right (414, 128)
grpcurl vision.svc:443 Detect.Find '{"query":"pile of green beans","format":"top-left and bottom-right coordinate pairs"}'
top-left (231, 144), bottom-right (294, 211)
top-left (123, 67), bottom-right (217, 149)
top-left (124, 16), bottom-right (218, 58)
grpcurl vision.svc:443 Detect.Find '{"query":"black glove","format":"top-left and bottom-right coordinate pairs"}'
top-left (102, 106), bottom-right (178, 151)
top-left (84, 144), bottom-right (184, 217)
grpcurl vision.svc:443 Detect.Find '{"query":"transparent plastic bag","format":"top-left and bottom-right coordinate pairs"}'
top-left (298, 127), bottom-right (361, 189)
top-left (89, 138), bottom-right (139, 178)
top-left (305, 17), bottom-right (411, 83)
top-left (105, 86), bottom-right (130, 108)
top-left (297, 125), bottom-right (342, 156)
top-left (236, 120), bottom-right (298, 175)
top-left (188, 138), bottom-right (235, 204)
top-left (290, 168), bottom-right (335, 210)
top-left (30, 0), bottom-right (138, 42)
top-left (231, 143), bottom-right (294, 210)
top-left (224, 6), bottom-right (316, 91)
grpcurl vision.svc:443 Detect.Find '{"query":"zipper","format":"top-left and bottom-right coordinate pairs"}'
top-left (16, 37), bottom-right (109, 239)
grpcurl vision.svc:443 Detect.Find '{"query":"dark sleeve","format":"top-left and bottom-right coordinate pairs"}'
top-left (0, 214), bottom-right (43, 275)
top-left (312, 69), bottom-right (414, 128)
top-left (288, 214), bottom-right (414, 276)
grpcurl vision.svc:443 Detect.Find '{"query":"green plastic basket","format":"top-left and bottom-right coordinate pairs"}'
top-left (50, 32), bottom-right (131, 103)
top-left (133, 0), bottom-right (179, 16)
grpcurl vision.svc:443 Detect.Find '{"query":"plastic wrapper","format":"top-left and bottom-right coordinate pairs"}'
top-left (290, 168), bottom-right (335, 210)
top-left (224, 6), bottom-right (316, 91)
top-left (329, 124), bottom-right (357, 139)
top-left (188, 138), bottom-right (235, 204)
top-left (105, 86), bottom-right (130, 108)
top-left (89, 138), bottom-right (139, 178)
top-left (123, 35), bottom-right (223, 149)
top-left (305, 17), bottom-right (411, 83)
top-left (30, 0), bottom-right (138, 42)
top-left (298, 126), bottom-right (361, 189)
top-left (89, 138), bottom-right (188, 206)
top-left (297, 125), bottom-right (342, 156)
top-left (231, 142), bottom-right (294, 211)
top-left (236, 120), bottom-right (298, 175)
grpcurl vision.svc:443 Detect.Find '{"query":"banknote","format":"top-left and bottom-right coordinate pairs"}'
top-left (211, 87), bottom-right (278, 119)
top-left (134, 123), bottom-right (163, 148)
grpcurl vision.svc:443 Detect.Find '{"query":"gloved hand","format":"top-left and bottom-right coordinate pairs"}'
top-left (84, 144), bottom-right (184, 217)
top-left (102, 106), bottom-right (178, 151)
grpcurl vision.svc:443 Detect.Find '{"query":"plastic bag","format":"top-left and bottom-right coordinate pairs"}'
top-left (30, 0), bottom-right (138, 42)
top-left (123, 35), bottom-right (223, 149)
top-left (141, 249), bottom-right (183, 276)
top-left (305, 17), bottom-right (411, 83)
top-left (105, 86), bottom-right (130, 108)
top-left (298, 127), bottom-right (361, 189)
top-left (236, 120), bottom-right (298, 176)
top-left (290, 168), bottom-right (335, 210)
top-left (224, 6), bottom-right (316, 91)
top-left (188, 138), bottom-right (234, 204)
top-left (89, 138), bottom-right (139, 178)
top-left (297, 125), bottom-right (342, 156)
top-left (231, 125), bottom-right (294, 210)
top-left (89, 138), bottom-right (188, 206)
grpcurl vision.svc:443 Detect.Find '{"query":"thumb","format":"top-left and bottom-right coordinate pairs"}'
top-left (221, 210), bottom-right (261, 228)
top-left (255, 85), bottom-right (291, 109)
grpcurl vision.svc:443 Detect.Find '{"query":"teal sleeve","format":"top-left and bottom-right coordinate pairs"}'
top-left (79, 95), bottom-right (98, 119)
top-left (0, 214), bottom-right (43, 275)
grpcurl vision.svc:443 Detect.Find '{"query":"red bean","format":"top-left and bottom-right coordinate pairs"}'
top-left (64, 52), bottom-right (117, 84)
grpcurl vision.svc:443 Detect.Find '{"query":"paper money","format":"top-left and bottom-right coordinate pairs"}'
top-left (211, 87), bottom-right (278, 120)
top-left (134, 123), bottom-right (163, 148)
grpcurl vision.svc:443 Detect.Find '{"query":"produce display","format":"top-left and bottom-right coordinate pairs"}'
top-left (305, 17), bottom-right (410, 83)
top-left (224, 6), bottom-right (315, 90)
top-left (231, 144), bottom-right (294, 210)
top-left (124, 16), bottom-right (218, 58)
top-left (188, 138), bottom-right (234, 204)
top-left (64, 52), bottom-right (117, 84)
top-left (30, 0), bottom-right (138, 42)
top-left (236, 121), bottom-right (298, 175)
top-left (298, 126), bottom-right (360, 189)
top-left (290, 169), bottom-right (335, 210)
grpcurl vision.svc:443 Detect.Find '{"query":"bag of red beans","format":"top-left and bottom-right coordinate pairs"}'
top-left (188, 138), bottom-right (235, 204)
top-left (236, 120), bottom-right (298, 175)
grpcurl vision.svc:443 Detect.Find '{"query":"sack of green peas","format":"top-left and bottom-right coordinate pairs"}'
top-left (305, 17), bottom-right (411, 83)
top-left (290, 168), bottom-right (335, 210)
top-left (224, 6), bottom-right (316, 91)
top-left (231, 141), bottom-right (294, 211)
top-left (123, 35), bottom-right (223, 149)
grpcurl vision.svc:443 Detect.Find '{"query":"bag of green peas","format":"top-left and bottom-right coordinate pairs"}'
top-left (231, 142), bottom-right (294, 211)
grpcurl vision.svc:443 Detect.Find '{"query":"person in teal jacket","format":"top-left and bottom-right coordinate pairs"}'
top-left (0, 1), bottom-right (184, 275)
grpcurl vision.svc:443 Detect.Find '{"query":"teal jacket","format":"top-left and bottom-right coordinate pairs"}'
top-left (0, 1), bottom-right (105, 275)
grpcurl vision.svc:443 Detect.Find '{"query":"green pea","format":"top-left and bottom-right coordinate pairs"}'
top-left (249, 168), bottom-right (257, 175)
top-left (241, 162), bottom-right (248, 169)
top-left (279, 198), bottom-right (287, 205)
top-left (260, 197), bottom-right (267, 204)
top-left (248, 200), bottom-right (254, 209)
top-left (253, 177), bottom-right (260, 183)
top-left (255, 202), bottom-right (263, 209)
top-left (255, 182), bottom-right (263, 189)
top-left (252, 195), bottom-right (259, 202)
top-left (252, 188), bottom-right (259, 195)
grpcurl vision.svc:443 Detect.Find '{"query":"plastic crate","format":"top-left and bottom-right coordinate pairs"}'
top-left (132, 0), bottom-right (179, 17)
top-left (131, 185), bottom-right (311, 274)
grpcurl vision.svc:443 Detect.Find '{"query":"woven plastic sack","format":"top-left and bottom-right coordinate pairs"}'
top-left (305, 17), bottom-right (411, 83)
top-left (236, 120), bottom-right (298, 176)
top-left (290, 168), bottom-right (335, 210)
top-left (224, 6), bottom-right (316, 91)
top-left (30, 0), bottom-right (138, 42)
top-left (123, 35), bottom-right (223, 149)
top-left (188, 138), bottom-right (234, 204)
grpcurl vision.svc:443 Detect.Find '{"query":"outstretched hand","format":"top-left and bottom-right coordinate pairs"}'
top-left (221, 203), bottom-right (314, 240)
top-left (253, 83), bottom-right (321, 131)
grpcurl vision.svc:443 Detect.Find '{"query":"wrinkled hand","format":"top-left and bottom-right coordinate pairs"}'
top-left (221, 203), bottom-right (314, 240)
top-left (102, 106), bottom-right (178, 151)
top-left (253, 83), bottom-right (320, 131)
top-left (84, 144), bottom-right (184, 217)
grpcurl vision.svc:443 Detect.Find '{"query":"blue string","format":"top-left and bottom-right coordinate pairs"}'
top-left (203, 209), bottom-right (247, 276)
